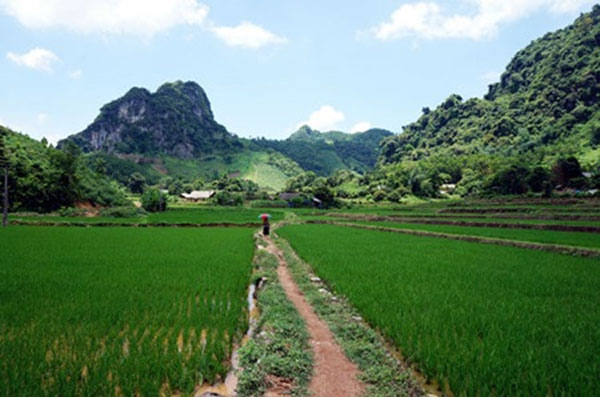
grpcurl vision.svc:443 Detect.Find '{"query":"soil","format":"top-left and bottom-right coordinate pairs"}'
top-left (264, 237), bottom-right (366, 397)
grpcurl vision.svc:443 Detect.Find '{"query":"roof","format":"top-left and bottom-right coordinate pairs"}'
top-left (181, 190), bottom-right (215, 199)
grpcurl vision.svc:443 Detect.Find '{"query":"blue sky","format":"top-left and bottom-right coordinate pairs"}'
top-left (0, 0), bottom-right (595, 143)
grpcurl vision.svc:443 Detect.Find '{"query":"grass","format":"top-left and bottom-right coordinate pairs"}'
top-left (0, 226), bottom-right (254, 395)
top-left (349, 220), bottom-right (600, 249)
top-left (278, 224), bottom-right (600, 396)
top-left (273, 234), bottom-right (421, 396)
top-left (237, 245), bottom-right (312, 396)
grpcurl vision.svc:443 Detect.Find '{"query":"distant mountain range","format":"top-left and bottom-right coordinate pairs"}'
top-left (59, 81), bottom-right (393, 189)
top-left (6, 5), bottom-right (600, 201)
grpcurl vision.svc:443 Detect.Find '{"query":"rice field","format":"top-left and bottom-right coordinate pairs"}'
top-left (347, 220), bottom-right (600, 249)
top-left (278, 223), bottom-right (600, 396)
top-left (0, 226), bottom-right (254, 395)
top-left (9, 207), bottom-right (284, 225)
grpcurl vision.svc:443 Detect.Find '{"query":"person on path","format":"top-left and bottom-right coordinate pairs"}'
top-left (260, 213), bottom-right (271, 236)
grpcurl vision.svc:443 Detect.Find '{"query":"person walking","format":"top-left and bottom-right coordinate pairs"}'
top-left (259, 213), bottom-right (271, 236)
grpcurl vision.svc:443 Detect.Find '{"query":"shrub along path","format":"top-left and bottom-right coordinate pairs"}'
top-left (263, 236), bottom-right (365, 397)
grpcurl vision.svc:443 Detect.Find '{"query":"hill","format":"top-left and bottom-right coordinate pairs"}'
top-left (255, 125), bottom-right (393, 175)
top-left (0, 125), bottom-right (127, 211)
top-left (380, 5), bottom-right (600, 168)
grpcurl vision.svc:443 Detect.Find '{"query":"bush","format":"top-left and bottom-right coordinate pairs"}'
top-left (372, 190), bottom-right (387, 202)
top-left (141, 189), bottom-right (168, 212)
top-left (249, 200), bottom-right (288, 208)
top-left (58, 207), bottom-right (89, 217)
top-left (213, 191), bottom-right (244, 206)
top-left (99, 206), bottom-right (147, 218)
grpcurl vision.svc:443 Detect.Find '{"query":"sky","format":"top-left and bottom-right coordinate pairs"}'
top-left (0, 0), bottom-right (596, 144)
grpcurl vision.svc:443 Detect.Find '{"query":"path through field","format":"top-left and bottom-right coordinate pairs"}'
top-left (264, 237), bottom-right (365, 397)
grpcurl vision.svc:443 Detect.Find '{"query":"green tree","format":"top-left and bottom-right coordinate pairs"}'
top-left (141, 189), bottom-right (167, 212)
top-left (128, 172), bottom-right (146, 194)
top-left (551, 157), bottom-right (583, 187)
top-left (0, 131), bottom-right (8, 227)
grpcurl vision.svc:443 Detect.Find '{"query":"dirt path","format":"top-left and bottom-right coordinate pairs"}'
top-left (264, 237), bottom-right (365, 397)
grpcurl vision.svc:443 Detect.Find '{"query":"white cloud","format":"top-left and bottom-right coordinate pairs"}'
top-left (68, 69), bottom-right (82, 79)
top-left (297, 105), bottom-right (345, 131)
top-left (0, 0), bottom-right (209, 37)
top-left (210, 22), bottom-right (287, 49)
top-left (36, 113), bottom-right (48, 124)
top-left (371, 0), bottom-right (593, 41)
top-left (6, 47), bottom-right (59, 71)
top-left (350, 121), bottom-right (372, 133)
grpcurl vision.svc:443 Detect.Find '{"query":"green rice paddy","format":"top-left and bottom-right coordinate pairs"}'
top-left (278, 223), bottom-right (600, 396)
top-left (349, 220), bottom-right (600, 249)
top-left (0, 226), bottom-right (254, 395)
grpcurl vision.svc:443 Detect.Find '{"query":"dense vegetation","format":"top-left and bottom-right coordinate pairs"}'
top-left (0, 126), bottom-right (127, 212)
top-left (374, 6), bottom-right (600, 198)
top-left (0, 226), bottom-right (254, 395)
top-left (279, 224), bottom-right (600, 395)
top-left (254, 126), bottom-right (393, 175)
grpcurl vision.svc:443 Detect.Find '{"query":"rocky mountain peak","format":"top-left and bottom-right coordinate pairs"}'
top-left (59, 81), bottom-right (232, 158)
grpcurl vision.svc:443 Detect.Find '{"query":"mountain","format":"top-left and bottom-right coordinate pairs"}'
top-left (59, 81), bottom-right (239, 158)
top-left (379, 5), bottom-right (600, 168)
top-left (60, 82), bottom-right (393, 188)
top-left (255, 125), bottom-right (393, 175)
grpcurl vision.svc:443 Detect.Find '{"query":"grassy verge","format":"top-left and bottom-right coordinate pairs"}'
top-left (272, 233), bottom-right (422, 397)
top-left (236, 239), bottom-right (312, 396)
top-left (349, 220), bottom-right (600, 250)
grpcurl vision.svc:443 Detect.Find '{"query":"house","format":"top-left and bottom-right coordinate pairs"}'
top-left (439, 183), bottom-right (456, 194)
top-left (181, 190), bottom-right (215, 201)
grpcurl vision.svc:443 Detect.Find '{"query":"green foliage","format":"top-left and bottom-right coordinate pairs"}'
top-left (237, 249), bottom-right (312, 396)
top-left (141, 188), bottom-right (167, 212)
top-left (255, 126), bottom-right (393, 176)
top-left (279, 224), bottom-right (600, 396)
top-left (0, 226), bottom-right (254, 395)
top-left (0, 126), bottom-right (128, 211)
top-left (248, 199), bottom-right (288, 208)
top-left (551, 156), bottom-right (584, 187)
top-left (378, 7), bottom-right (600, 194)
top-left (99, 206), bottom-right (147, 218)
top-left (127, 172), bottom-right (146, 193)
top-left (213, 191), bottom-right (244, 206)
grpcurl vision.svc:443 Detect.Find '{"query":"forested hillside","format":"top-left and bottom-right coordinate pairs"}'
top-left (370, 5), bottom-right (600, 198)
top-left (0, 126), bottom-right (127, 211)
top-left (381, 6), bottom-right (600, 165)
top-left (255, 126), bottom-right (393, 175)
